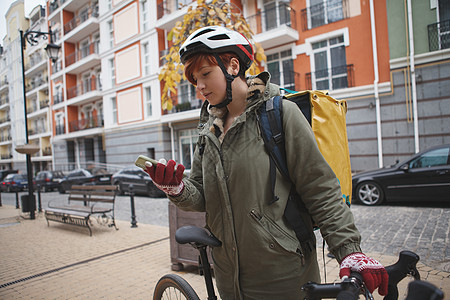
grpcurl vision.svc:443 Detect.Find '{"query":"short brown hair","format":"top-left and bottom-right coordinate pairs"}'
top-left (184, 52), bottom-right (245, 85)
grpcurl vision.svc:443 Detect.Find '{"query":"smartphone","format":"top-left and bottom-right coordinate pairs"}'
top-left (134, 155), bottom-right (160, 170)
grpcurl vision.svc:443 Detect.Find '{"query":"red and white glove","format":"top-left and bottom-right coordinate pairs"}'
top-left (339, 252), bottom-right (389, 296)
top-left (145, 159), bottom-right (185, 196)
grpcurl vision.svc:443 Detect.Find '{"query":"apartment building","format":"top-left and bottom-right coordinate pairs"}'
top-left (47, 0), bottom-right (105, 171)
top-left (1, 1), bottom-right (36, 172)
top-left (1, 0), bottom-right (448, 174)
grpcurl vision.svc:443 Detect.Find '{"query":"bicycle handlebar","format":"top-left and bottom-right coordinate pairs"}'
top-left (302, 250), bottom-right (421, 300)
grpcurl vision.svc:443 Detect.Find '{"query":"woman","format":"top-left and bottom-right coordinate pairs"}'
top-left (147, 26), bottom-right (388, 299)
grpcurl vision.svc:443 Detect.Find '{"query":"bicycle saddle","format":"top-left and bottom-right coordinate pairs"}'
top-left (175, 226), bottom-right (222, 248)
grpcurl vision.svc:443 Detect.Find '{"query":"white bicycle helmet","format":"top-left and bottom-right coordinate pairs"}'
top-left (179, 26), bottom-right (255, 108)
top-left (179, 26), bottom-right (254, 71)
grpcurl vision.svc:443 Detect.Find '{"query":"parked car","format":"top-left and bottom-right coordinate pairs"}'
top-left (352, 144), bottom-right (450, 205)
top-left (111, 166), bottom-right (165, 197)
top-left (0, 169), bottom-right (18, 182)
top-left (59, 168), bottom-right (112, 193)
top-left (34, 170), bottom-right (65, 192)
top-left (0, 174), bottom-right (28, 192)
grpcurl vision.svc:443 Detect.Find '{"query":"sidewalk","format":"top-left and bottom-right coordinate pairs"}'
top-left (0, 205), bottom-right (448, 299)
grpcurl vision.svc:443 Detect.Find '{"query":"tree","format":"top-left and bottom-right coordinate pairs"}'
top-left (158, 0), bottom-right (266, 111)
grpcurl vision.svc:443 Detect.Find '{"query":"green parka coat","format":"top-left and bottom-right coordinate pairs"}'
top-left (169, 72), bottom-right (361, 299)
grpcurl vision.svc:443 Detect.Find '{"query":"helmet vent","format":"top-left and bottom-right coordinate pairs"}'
top-left (192, 28), bottom-right (216, 39)
top-left (208, 34), bottom-right (231, 41)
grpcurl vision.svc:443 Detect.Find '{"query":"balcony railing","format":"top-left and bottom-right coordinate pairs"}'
top-left (67, 78), bottom-right (101, 99)
top-left (247, 3), bottom-right (296, 34)
top-left (26, 102), bottom-right (38, 114)
top-left (305, 64), bottom-right (354, 90)
top-left (53, 93), bottom-right (64, 104)
top-left (65, 42), bottom-right (99, 67)
top-left (157, 0), bottom-right (194, 19)
top-left (301, 0), bottom-right (349, 31)
top-left (55, 124), bottom-right (65, 135)
top-left (26, 77), bottom-right (47, 92)
top-left (64, 5), bottom-right (99, 34)
top-left (52, 61), bottom-right (62, 73)
top-left (1, 153), bottom-right (12, 159)
top-left (42, 147), bottom-right (52, 156)
top-left (69, 114), bottom-right (104, 132)
top-left (25, 52), bottom-right (44, 71)
top-left (0, 135), bottom-right (11, 142)
top-left (0, 97), bottom-right (9, 105)
top-left (40, 99), bottom-right (50, 109)
top-left (0, 116), bottom-right (11, 123)
top-left (428, 19), bottom-right (450, 52)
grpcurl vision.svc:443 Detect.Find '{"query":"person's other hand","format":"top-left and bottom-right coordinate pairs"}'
top-left (339, 252), bottom-right (389, 296)
top-left (145, 159), bottom-right (185, 196)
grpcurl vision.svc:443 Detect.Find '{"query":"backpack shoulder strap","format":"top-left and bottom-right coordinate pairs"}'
top-left (259, 96), bottom-right (291, 181)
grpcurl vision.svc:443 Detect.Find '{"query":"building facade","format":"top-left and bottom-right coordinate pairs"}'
top-left (0, 0), bottom-right (448, 175)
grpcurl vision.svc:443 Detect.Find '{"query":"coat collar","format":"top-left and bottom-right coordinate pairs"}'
top-left (199, 71), bottom-right (280, 143)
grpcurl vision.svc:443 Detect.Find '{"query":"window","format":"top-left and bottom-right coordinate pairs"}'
top-left (108, 20), bottom-right (114, 48)
top-left (109, 58), bottom-right (115, 87)
top-left (141, 0), bottom-right (149, 31)
top-left (144, 86), bottom-right (152, 117)
top-left (409, 147), bottom-right (450, 169)
top-left (311, 35), bottom-right (347, 90)
top-left (309, 0), bottom-right (344, 29)
top-left (143, 43), bottom-right (150, 75)
top-left (264, 0), bottom-right (291, 31)
top-left (267, 50), bottom-right (295, 90)
top-left (111, 97), bottom-right (117, 124)
top-left (179, 129), bottom-right (198, 169)
top-left (82, 73), bottom-right (91, 93)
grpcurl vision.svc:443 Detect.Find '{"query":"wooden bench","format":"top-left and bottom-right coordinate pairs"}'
top-left (45, 185), bottom-right (118, 236)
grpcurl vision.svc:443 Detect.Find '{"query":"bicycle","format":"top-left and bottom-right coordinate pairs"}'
top-left (153, 225), bottom-right (445, 300)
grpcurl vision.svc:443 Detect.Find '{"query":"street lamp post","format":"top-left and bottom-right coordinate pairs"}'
top-left (16, 27), bottom-right (60, 220)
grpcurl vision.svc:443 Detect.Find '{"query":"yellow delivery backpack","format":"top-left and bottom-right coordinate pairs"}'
top-left (258, 90), bottom-right (352, 250)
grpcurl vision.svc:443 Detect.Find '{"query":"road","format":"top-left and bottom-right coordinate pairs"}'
top-left (0, 190), bottom-right (448, 272)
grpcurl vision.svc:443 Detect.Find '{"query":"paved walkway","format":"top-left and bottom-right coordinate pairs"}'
top-left (0, 204), bottom-right (448, 299)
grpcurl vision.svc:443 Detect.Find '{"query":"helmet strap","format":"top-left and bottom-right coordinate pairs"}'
top-left (210, 54), bottom-right (238, 109)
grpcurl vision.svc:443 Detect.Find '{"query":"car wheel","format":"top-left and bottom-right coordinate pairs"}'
top-left (355, 181), bottom-right (384, 205)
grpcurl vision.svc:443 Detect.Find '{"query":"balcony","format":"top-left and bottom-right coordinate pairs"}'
top-left (247, 4), bottom-right (299, 49)
top-left (40, 99), bottom-right (50, 109)
top-left (42, 147), bottom-right (52, 156)
top-left (0, 135), bottom-right (11, 142)
top-left (65, 42), bottom-right (100, 74)
top-left (67, 78), bottom-right (102, 103)
top-left (428, 19), bottom-right (450, 52)
top-left (305, 64), bottom-right (354, 90)
top-left (0, 153), bottom-right (12, 159)
top-left (0, 116), bottom-right (11, 123)
top-left (26, 101), bottom-right (38, 114)
top-left (25, 51), bottom-right (47, 74)
top-left (63, 5), bottom-right (99, 43)
top-left (69, 114), bottom-right (104, 132)
top-left (0, 96), bottom-right (9, 106)
top-left (301, 0), bottom-right (349, 31)
top-left (53, 93), bottom-right (64, 105)
top-left (52, 61), bottom-right (63, 74)
top-left (56, 124), bottom-right (65, 135)
top-left (26, 77), bottom-right (48, 93)
top-left (156, 0), bottom-right (194, 31)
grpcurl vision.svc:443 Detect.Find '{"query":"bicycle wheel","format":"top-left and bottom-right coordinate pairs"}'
top-left (153, 274), bottom-right (200, 300)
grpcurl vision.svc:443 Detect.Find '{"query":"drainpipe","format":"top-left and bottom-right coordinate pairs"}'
top-left (75, 139), bottom-right (81, 169)
top-left (168, 122), bottom-right (175, 160)
top-left (369, 0), bottom-right (383, 168)
top-left (407, 0), bottom-right (419, 153)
